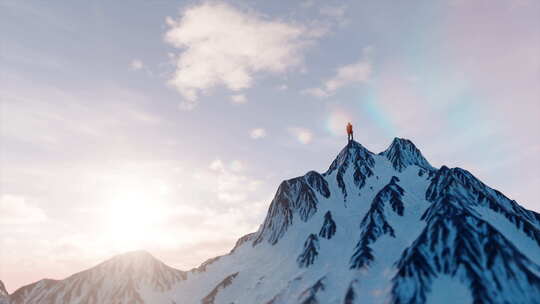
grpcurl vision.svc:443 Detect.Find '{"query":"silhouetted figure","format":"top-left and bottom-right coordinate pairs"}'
top-left (346, 122), bottom-right (353, 142)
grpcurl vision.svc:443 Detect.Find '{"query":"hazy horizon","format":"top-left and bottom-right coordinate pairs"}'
top-left (1, 0), bottom-right (539, 293)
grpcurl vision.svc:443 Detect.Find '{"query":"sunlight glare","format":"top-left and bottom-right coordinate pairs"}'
top-left (105, 182), bottom-right (169, 251)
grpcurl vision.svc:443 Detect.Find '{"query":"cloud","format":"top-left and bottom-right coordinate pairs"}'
top-left (301, 87), bottom-right (330, 98)
top-left (205, 159), bottom-right (261, 203)
top-left (129, 59), bottom-right (144, 71)
top-left (289, 127), bottom-right (313, 144)
top-left (303, 47), bottom-right (373, 98)
top-left (0, 195), bottom-right (47, 225)
top-left (230, 94), bottom-right (247, 104)
top-left (321, 56), bottom-right (372, 92)
top-left (229, 160), bottom-right (244, 172)
top-left (209, 159), bottom-right (226, 171)
top-left (250, 128), bottom-right (267, 139)
top-left (0, 87), bottom-right (162, 147)
top-left (164, 2), bottom-right (316, 109)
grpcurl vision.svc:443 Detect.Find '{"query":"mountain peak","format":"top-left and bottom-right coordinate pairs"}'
top-left (326, 140), bottom-right (374, 174)
top-left (96, 250), bottom-right (170, 274)
top-left (325, 140), bottom-right (375, 200)
top-left (105, 249), bottom-right (153, 261)
top-left (111, 250), bottom-right (154, 260)
top-left (343, 139), bottom-right (373, 154)
top-left (380, 137), bottom-right (434, 172)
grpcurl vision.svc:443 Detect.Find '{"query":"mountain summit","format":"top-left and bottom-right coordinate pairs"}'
top-left (6, 139), bottom-right (540, 304)
top-left (380, 137), bottom-right (434, 172)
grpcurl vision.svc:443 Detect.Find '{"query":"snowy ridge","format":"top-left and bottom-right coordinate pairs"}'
top-left (324, 140), bottom-right (375, 200)
top-left (349, 176), bottom-right (405, 269)
top-left (253, 171), bottom-right (329, 245)
top-left (201, 272), bottom-right (238, 304)
top-left (427, 166), bottom-right (540, 246)
top-left (380, 138), bottom-right (435, 172)
top-left (392, 194), bottom-right (540, 304)
top-left (6, 138), bottom-right (540, 304)
top-left (230, 232), bottom-right (256, 254)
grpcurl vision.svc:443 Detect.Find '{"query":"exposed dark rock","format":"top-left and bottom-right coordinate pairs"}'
top-left (343, 280), bottom-right (358, 304)
top-left (427, 166), bottom-right (540, 246)
top-left (229, 232), bottom-right (255, 254)
top-left (297, 234), bottom-right (320, 268)
top-left (380, 138), bottom-right (434, 172)
top-left (319, 211), bottom-right (337, 239)
top-left (298, 277), bottom-right (326, 304)
top-left (391, 194), bottom-right (540, 304)
top-left (350, 176), bottom-right (405, 269)
top-left (325, 140), bottom-right (375, 201)
top-left (254, 171), bottom-right (329, 246)
top-left (192, 256), bottom-right (222, 273)
top-left (201, 273), bottom-right (239, 304)
top-left (305, 171), bottom-right (331, 199)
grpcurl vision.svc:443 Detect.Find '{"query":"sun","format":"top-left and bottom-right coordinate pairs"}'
top-left (104, 185), bottom-right (169, 251)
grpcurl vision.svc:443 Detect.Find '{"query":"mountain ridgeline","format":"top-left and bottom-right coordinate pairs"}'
top-left (5, 138), bottom-right (540, 304)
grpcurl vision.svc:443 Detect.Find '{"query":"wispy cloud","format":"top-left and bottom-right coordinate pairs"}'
top-left (303, 47), bottom-right (373, 98)
top-left (230, 94), bottom-right (248, 104)
top-left (301, 87), bottom-right (330, 98)
top-left (289, 127), bottom-right (313, 144)
top-left (164, 2), bottom-right (319, 109)
top-left (0, 87), bottom-right (158, 146)
top-left (206, 159), bottom-right (262, 203)
top-left (250, 128), bottom-right (267, 139)
top-left (0, 195), bottom-right (47, 225)
top-left (129, 59), bottom-right (144, 71)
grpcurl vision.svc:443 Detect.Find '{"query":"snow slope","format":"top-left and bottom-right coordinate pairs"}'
top-left (6, 138), bottom-right (540, 304)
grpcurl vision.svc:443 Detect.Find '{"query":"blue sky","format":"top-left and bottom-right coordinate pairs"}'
top-left (1, 0), bottom-right (539, 292)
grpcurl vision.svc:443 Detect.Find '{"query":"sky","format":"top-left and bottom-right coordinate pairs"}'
top-left (1, 0), bottom-right (539, 293)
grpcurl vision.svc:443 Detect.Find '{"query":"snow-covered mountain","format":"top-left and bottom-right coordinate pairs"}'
top-left (5, 138), bottom-right (540, 303)
top-left (7, 251), bottom-right (185, 304)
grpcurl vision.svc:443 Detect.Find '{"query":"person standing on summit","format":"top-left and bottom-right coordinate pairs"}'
top-left (346, 122), bottom-right (353, 142)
